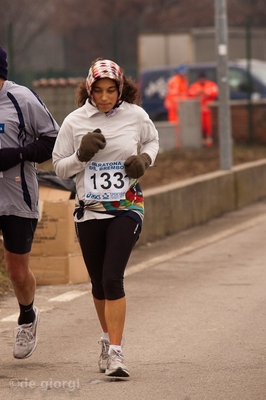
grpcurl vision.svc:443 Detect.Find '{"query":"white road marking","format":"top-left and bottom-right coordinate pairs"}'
top-left (0, 306), bottom-right (54, 322)
top-left (1, 313), bottom-right (18, 322)
top-left (48, 290), bottom-right (88, 302)
top-left (0, 292), bottom-right (87, 323)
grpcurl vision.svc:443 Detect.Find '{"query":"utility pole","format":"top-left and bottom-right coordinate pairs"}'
top-left (214, 0), bottom-right (232, 170)
top-left (246, 16), bottom-right (253, 144)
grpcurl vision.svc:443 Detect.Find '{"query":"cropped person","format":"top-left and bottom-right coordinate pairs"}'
top-left (0, 45), bottom-right (59, 359)
top-left (52, 58), bottom-right (159, 377)
top-left (188, 71), bottom-right (218, 147)
top-left (164, 65), bottom-right (189, 146)
top-left (164, 65), bottom-right (189, 123)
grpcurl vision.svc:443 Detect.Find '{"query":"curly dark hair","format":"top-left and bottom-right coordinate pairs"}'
top-left (75, 67), bottom-right (141, 107)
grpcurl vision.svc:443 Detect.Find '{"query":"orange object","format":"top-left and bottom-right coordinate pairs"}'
top-left (164, 75), bottom-right (189, 123)
top-left (188, 78), bottom-right (218, 146)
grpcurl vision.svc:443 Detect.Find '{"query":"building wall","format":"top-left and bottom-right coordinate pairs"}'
top-left (138, 28), bottom-right (266, 71)
top-left (138, 33), bottom-right (194, 71)
top-left (193, 27), bottom-right (266, 63)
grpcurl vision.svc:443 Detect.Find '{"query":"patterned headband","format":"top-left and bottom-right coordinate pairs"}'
top-left (86, 59), bottom-right (124, 100)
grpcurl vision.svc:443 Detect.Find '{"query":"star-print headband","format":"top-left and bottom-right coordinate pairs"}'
top-left (86, 59), bottom-right (124, 100)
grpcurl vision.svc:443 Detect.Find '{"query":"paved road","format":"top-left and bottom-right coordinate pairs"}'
top-left (1, 200), bottom-right (266, 400)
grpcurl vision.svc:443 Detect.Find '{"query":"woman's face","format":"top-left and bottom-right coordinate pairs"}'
top-left (92, 78), bottom-right (119, 113)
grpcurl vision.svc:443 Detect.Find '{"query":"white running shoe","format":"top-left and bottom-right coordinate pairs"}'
top-left (98, 338), bottom-right (110, 372)
top-left (13, 306), bottom-right (40, 359)
top-left (105, 349), bottom-right (130, 378)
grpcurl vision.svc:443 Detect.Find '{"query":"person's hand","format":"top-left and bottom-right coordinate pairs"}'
top-left (77, 128), bottom-right (106, 162)
top-left (124, 153), bottom-right (151, 179)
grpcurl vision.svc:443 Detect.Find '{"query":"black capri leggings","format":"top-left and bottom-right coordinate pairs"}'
top-left (75, 216), bottom-right (141, 301)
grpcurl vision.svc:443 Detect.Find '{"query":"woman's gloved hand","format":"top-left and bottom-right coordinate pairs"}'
top-left (77, 128), bottom-right (106, 162)
top-left (124, 153), bottom-right (151, 179)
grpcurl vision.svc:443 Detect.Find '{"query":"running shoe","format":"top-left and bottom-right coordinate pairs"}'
top-left (105, 349), bottom-right (130, 377)
top-left (98, 338), bottom-right (110, 372)
top-left (13, 306), bottom-right (40, 359)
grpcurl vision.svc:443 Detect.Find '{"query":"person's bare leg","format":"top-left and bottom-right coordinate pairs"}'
top-left (93, 297), bottom-right (108, 333)
top-left (93, 296), bottom-right (126, 345)
top-left (105, 297), bottom-right (126, 345)
top-left (104, 297), bottom-right (129, 377)
top-left (5, 249), bottom-right (40, 359)
top-left (4, 250), bottom-right (35, 305)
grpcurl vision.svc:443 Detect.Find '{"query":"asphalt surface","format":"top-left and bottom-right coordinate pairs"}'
top-left (1, 200), bottom-right (266, 400)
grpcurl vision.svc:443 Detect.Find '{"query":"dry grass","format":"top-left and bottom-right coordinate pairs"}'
top-left (139, 144), bottom-right (266, 189)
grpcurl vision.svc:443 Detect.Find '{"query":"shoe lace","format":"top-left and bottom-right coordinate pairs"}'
top-left (14, 323), bottom-right (34, 345)
top-left (99, 339), bottom-right (109, 358)
top-left (110, 349), bottom-right (124, 363)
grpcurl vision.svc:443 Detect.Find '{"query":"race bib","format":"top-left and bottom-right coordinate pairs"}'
top-left (84, 160), bottom-right (130, 202)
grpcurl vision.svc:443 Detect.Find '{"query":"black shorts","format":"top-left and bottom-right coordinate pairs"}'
top-left (0, 215), bottom-right (38, 254)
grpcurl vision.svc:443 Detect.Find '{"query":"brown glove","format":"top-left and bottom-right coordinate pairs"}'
top-left (77, 128), bottom-right (106, 162)
top-left (124, 153), bottom-right (151, 179)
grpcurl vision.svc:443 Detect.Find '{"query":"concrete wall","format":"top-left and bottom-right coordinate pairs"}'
top-left (138, 159), bottom-right (266, 246)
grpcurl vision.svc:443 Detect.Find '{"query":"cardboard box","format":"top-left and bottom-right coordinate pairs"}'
top-left (29, 254), bottom-right (88, 285)
top-left (30, 186), bottom-right (89, 284)
top-left (31, 186), bottom-right (80, 257)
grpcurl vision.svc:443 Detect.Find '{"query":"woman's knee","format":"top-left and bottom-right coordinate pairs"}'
top-left (91, 284), bottom-right (105, 300)
top-left (102, 277), bottom-right (125, 300)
